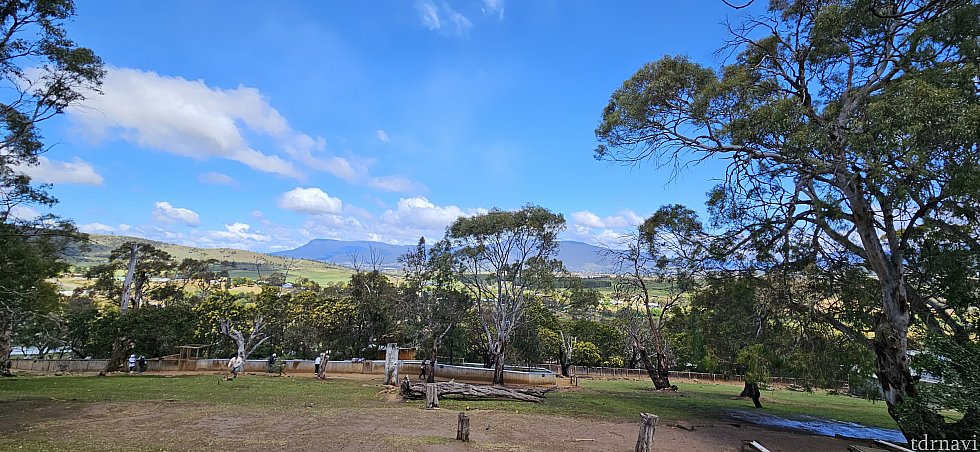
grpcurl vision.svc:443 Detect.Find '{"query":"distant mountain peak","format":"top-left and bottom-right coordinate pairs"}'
top-left (273, 238), bottom-right (616, 274)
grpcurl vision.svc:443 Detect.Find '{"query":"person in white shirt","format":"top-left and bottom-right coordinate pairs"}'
top-left (128, 354), bottom-right (136, 374)
top-left (313, 354), bottom-right (322, 376)
top-left (228, 355), bottom-right (244, 379)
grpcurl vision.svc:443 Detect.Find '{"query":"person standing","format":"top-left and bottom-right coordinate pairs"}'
top-left (128, 354), bottom-right (136, 374)
top-left (419, 359), bottom-right (428, 381)
top-left (267, 353), bottom-right (277, 373)
top-left (313, 354), bottom-right (321, 376)
top-left (138, 355), bottom-right (147, 374)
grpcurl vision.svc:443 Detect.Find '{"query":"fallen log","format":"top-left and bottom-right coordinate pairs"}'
top-left (400, 378), bottom-right (554, 403)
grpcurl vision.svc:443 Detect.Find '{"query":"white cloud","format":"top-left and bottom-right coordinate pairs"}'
top-left (415, 0), bottom-right (441, 29)
top-left (204, 222), bottom-right (270, 243)
top-left (570, 210), bottom-right (643, 229)
top-left (376, 129), bottom-right (389, 143)
top-left (415, 0), bottom-right (471, 35)
top-left (482, 0), bottom-right (505, 18)
top-left (79, 222), bottom-right (117, 233)
top-left (571, 211), bottom-right (605, 228)
top-left (152, 201), bottom-right (201, 226)
top-left (566, 210), bottom-right (644, 248)
top-left (65, 67), bottom-right (422, 192)
top-left (370, 175), bottom-right (425, 193)
top-left (448, 9), bottom-right (473, 35)
top-left (198, 172), bottom-right (237, 185)
top-left (14, 156), bottom-right (104, 185)
top-left (381, 196), bottom-right (481, 229)
top-left (8, 205), bottom-right (40, 221)
top-left (278, 187), bottom-right (343, 215)
top-left (68, 67), bottom-right (300, 178)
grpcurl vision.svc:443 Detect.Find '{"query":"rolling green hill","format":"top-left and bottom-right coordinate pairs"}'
top-left (62, 234), bottom-right (355, 285)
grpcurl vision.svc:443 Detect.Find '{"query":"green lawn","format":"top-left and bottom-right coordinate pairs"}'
top-left (0, 374), bottom-right (898, 429)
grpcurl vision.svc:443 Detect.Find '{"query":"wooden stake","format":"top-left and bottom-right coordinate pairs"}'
top-left (456, 412), bottom-right (470, 442)
top-left (635, 412), bottom-right (658, 452)
top-left (425, 383), bottom-right (439, 409)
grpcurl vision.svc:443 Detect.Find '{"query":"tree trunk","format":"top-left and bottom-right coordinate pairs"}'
top-left (400, 380), bottom-right (553, 403)
top-left (655, 351), bottom-right (671, 387)
top-left (99, 336), bottom-right (132, 376)
top-left (0, 318), bottom-right (12, 377)
top-left (427, 345), bottom-right (437, 384)
top-left (120, 244), bottom-right (139, 314)
top-left (638, 348), bottom-right (671, 389)
top-left (132, 277), bottom-right (145, 309)
top-left (739, 382), bottom-right (763, 408)
top-left (492, 347), bottom-right (505, 385)
top-left (560, 360), bottom-right (571, 377)
top-left (871, 281), bottom-right (955, 441)
top-left (738, 381), bottom-right (753, 397)
top-left (384, 342), bottom-right (399, 385)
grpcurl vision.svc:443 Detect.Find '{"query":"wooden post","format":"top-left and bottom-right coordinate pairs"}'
top-left (456, 412), bottom-right (470, 442)
top-left (425, 383), bottom-right (439, 409)
top-left (384, 342), bottom-right (398, 385)
top-left (635, 413), bottom-right (658, 452)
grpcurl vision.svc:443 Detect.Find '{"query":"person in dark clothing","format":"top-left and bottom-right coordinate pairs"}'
top-left (267, 353), bottom-right (277, 373)
top-left (138, 355), bottom-right (147, 373)
top-left (419, 359), bottom-right (428, 381)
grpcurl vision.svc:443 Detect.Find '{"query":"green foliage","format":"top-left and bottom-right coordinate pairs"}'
top-left (126, 305), bottom-right (196, 358)
top-left (736, 344), bottom-right (771, 385)
top-left (572, 341), bottom-right (601, 367)
top-left (911, 335), bottom-right (980, 436)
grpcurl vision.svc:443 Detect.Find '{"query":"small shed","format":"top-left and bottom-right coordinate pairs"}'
top-left (376, 346), bottom-right (416, 360)
top-left (177, 344), bottom-right (211, 371)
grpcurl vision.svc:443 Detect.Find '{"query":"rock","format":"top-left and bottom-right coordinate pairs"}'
top-left (674, 421), bottom-right (695, 431)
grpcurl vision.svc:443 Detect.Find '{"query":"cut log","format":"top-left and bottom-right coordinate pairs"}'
top-left (635, 412), bottom-right (658, 452)
top-left (456, 412), bottom-right (470, 442)
top-left (425, 383), bottom-right (439, 409)
top-left (400, 379), bottom-right (554, 403)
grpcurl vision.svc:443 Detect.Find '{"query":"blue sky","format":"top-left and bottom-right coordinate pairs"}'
top-left (18, 1), bottom-right (760, 251)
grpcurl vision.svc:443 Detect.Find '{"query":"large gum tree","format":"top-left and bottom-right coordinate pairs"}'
top-left (595, 0), bottom-right (978, 441)
top-left (0, 0), bottom-right (103, 374)
top-left (447, 205), bottom-right (565, 385)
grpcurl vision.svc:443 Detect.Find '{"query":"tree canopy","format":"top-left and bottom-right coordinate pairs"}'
top-left (596, 0), bottom-right (978, 441)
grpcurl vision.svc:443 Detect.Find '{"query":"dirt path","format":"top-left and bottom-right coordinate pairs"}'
top-left (1, 397), bottom-right (878, 451)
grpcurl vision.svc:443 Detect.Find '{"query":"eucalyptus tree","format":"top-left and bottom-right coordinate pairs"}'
top-left (609, 204), bottom-right (705, 389)
top-left (447, 205), bottom-right (565, 385)
top-left (0, 0), bottom-right (103, 374)
top-left (399, 237), bottom-right (472, 382)
top-left (595, 0), bottom-right (978, 439)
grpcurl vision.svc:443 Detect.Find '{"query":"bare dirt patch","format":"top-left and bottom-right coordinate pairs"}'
top-left (0, 398), bottom-right (882, 451)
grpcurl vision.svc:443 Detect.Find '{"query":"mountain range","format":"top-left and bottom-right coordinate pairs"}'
top-left (272, 239), bottom-right (617, 274)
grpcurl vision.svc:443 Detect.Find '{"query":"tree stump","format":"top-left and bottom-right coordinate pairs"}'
top-left (635, 412), bottom-right (658, 452)
top-left (425, 383), bottom-right (439, 409)
top-left (384, 342), bottom-right (399, 385)
top-left (456, 412), bottom-right (470, 442)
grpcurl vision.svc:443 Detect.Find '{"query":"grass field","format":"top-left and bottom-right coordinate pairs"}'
top-left (0, 375), bottom-right (897, 428)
